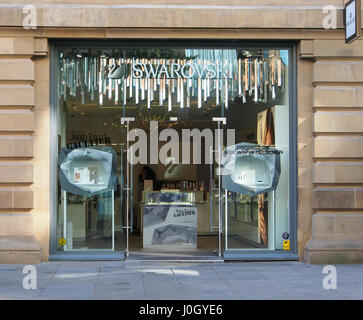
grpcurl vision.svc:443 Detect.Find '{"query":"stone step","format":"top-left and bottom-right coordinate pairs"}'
top-left (0, 235), bottom-right (41, 264)
top-left (305, 235), bottom-right (363, 264)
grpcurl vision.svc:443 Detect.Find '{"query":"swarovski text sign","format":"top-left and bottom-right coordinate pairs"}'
top-left (132, 61), bottom-right (233, 80)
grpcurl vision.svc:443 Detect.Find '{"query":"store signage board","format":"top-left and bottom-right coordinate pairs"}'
top-left (345, 0), bottom-right (361, 44)
top-left (131, 62), bottom-right (233, 80)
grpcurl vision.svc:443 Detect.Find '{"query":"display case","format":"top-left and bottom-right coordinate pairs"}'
top-left (58, 146), bottom-right (118, 197)
top-left (142, 191), bottom-right (197, 248)
top-left (222, 142), bottom-right (281, 197)
top-left (143, 191), bottom-right (195, 206)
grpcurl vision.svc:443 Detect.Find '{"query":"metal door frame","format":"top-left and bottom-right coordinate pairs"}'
top-left (122, 117), bottom-right (225, 258)
top-left (121, 117), bottom-right (135, 257)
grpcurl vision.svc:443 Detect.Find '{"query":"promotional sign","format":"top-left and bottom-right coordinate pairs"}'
top-left (143, 205), bottom-right (197, 248)
top-left (345, 0), bottom-right (361, 44)
top-left (221, 142), bottom-right (281, 197)
top-left (58, 146), bottom-right (118, 197)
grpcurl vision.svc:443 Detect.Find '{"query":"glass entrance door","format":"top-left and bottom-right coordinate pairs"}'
top-left (121, 117), bottom-right (223, 258)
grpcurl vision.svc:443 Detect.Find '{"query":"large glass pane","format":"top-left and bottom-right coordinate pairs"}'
top-left (224, 49), bottom-right (290, 250)
top-left (57, 190), bottom-right (116, 250)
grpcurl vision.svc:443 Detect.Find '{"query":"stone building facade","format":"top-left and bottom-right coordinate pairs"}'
top-left (0, 0), bottom-right (362, 264)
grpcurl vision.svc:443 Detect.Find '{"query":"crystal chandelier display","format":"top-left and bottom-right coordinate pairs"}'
top-left (58, 49), bottom-right (286, 110)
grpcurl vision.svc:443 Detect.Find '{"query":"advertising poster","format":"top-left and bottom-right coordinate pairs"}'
top-left (58, 146), bottom-right (118, 197)
top-left (73, 167), bottom-right (98, 185)
top-left (143, 205), bottom-right (197, 248)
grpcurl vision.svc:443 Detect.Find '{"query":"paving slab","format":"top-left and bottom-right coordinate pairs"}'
top-left (0, 261), bottom-right (361, 300)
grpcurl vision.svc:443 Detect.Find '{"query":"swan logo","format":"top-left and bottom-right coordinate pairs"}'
top-left (108, 62), bottom-right (130, 79)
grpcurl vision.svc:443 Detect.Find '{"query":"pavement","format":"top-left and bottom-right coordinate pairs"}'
top-left (0, 261), bottom-right (362, 300)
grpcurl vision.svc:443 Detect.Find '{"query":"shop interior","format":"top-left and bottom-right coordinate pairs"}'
top-left (55, 47), bottom-right (290, 258)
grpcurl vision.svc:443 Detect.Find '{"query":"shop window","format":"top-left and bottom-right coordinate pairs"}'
top-left (54, 45), bottom-right (292, 255)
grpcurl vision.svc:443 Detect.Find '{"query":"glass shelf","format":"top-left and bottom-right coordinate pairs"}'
top-left (144, 191), bottom-right (195, 206)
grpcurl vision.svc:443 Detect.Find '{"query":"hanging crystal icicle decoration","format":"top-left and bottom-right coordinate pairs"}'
top-left (141, 58), bottom-right (145, 102)
top-left (129, 58), bottom-right (133, 99)
top-left (59, 49), bottom-right (286, 111)
top-left (241, 58), bottom-right (246, 104)
top-left (215, 64), bottom-right (220, 106)
top-left (135, 63), bottom-right (139, 105)
top-left (198, 77), bottom-right (202, 109)
top-left (108, 58), bottom-right (112, 101)
top-left (123, 76), bottom-right (127, 106)
top-left (168, 78), bottom-right (172, 111)
top-left (254, 59), bottom-right (258, 103)
top-left (187, 77), bottom-right (191, 108)
top-left (224, 77), bottom-right (228, 109)
top-left (159, 63), bottom-right (163, 106)
top-left (147, 77), bottom-right (151, 109)
top-left (238, 58), bottom-right (242, 97)
top-left (99, 57), bottom-right (103, 106)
